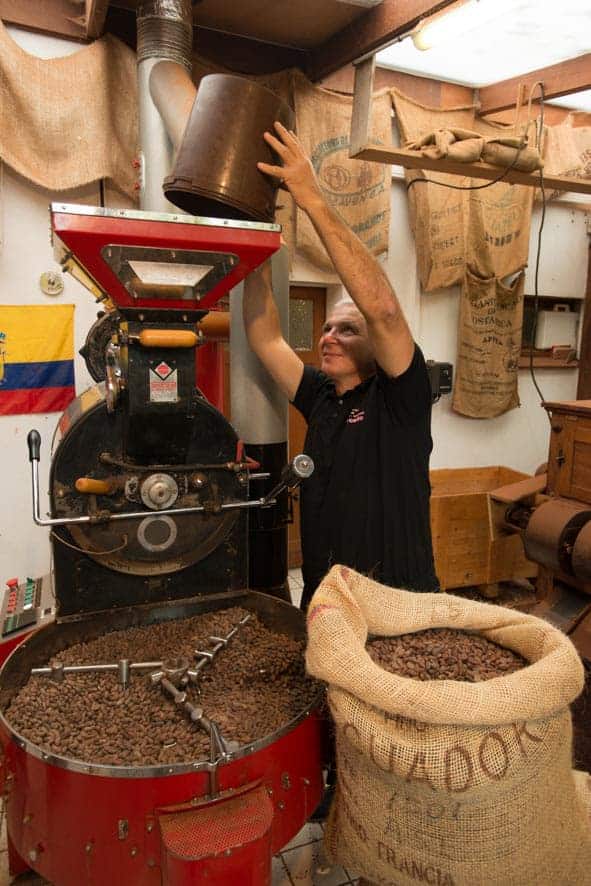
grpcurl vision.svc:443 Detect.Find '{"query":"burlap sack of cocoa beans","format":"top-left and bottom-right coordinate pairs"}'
top-left (306, 565), bottom-right (591, 886)
top-left (452, 268), bottom-right (525, 418)
top-left (294, 71), bottom-right (392, 271)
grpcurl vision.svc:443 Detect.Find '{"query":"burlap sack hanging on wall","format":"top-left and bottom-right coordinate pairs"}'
top-left (469, 115), bottom-right (536, 280)
top-left (294, 72), bottom-right (392, 272)
top-left (0, 20), bottom-right (138, 199)
top-left (391, 89), bottom-right (474, 292)
top-left (464, 181), bottom-right (534, 280)
top-left (539, 114), bottom-right (591, 201)
top-left (452, 269), bottom-right (525, 419)
top-left (391, 88), bottom-right (535, 291)
top-left (306, 565), bottom-right (591, 886)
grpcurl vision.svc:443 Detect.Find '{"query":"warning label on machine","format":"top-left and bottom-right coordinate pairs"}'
top-left (150, 362), bottom-right (179, 403)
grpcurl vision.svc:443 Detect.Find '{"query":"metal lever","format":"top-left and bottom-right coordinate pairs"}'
top-left (26, 435), bottom-right (275, 528)
top-left (261, 454), bottom-right (314, 508)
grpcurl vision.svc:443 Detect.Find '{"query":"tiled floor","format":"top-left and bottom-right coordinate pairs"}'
top-left (288, 567), bottom-right (304, 608)
top-left (1, 570), bottom-right (359, 885)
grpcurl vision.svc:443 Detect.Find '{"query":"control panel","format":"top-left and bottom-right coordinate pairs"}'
top-left (1, 576), bottom-right (55, 639)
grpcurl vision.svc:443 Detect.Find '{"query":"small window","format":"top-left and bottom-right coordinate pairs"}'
top-left (289, 299), bottom-right (315, 352)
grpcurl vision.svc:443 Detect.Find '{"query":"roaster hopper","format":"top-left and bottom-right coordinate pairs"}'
top-left (0, 205), bottom-right (324, 886)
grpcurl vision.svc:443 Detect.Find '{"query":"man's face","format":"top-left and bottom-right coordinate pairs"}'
top-left (318, 303), bottom-right (375, 385)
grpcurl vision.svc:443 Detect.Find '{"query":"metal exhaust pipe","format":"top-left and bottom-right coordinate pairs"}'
top-left (136, 0), bottom-right (193, 212)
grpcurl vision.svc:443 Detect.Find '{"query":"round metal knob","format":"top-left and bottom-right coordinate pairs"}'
top-left (292, 454), bottom-right (314, 481)
top-left (140, 473), bottom-right (178, 510)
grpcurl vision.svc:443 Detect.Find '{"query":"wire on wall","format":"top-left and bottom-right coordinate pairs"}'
top-left (526, 81), bottom-right (548, 413)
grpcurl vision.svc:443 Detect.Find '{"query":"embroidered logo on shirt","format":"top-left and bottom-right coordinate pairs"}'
top-left (347, 407), bottom-right (365, 424)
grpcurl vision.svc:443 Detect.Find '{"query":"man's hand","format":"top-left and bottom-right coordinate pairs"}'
top-left (258, 122), bottom-right (324, 213)
top-left (257, 123), bottom-right (414, 379)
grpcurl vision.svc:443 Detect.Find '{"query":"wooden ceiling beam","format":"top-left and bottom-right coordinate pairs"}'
top-left (193, 27), bottom-right (309, 76)
top-left (85, 0), bottom-right (109, 38)
top-left (104, 7), bottom-right (309, 74)
top-left (0, 0), bottom-right (86, 40)
top-left (307, 0), bottom-right (460, 82)
top-left (478, 54), bottom-right (591, 116)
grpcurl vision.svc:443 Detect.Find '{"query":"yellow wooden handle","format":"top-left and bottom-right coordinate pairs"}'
top-left (75, 478), bottom-right (114, 495)
top-left (198, 312), bottom-right (229, 341)
top-left (138, 329), bottom-right (198, 348)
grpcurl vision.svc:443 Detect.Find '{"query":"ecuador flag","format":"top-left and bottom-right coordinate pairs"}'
top-left (0, 304), bottom-right (75, 415)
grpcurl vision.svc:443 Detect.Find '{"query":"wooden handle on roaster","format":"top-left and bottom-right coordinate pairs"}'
top-left (75, 478), bottom-right (114, 495)
top-left (138, 329), bottom-right (198, 348)
top-left (198, 312), bottom-right (229, 341)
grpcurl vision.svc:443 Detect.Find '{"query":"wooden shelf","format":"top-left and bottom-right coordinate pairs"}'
top-left (519, 353), bottom-right (579, 369)
top-left (351, 144), bottom-right (591, 195)
top-left (349, 56), bottom-right (591, 196)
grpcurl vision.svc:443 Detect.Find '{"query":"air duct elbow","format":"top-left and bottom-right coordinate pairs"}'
top-left (149, 60), bottom-right (197, 150)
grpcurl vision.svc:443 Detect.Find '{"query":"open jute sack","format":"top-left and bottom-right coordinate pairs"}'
top-left (306, 565), bottom-right (591, 886)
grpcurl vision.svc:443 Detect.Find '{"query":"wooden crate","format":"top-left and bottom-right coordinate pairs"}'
top-left (430, 466), bottom-right (538, 591)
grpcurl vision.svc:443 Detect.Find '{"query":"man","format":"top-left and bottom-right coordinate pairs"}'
top-left (244, 122), bottom-right (438, 609)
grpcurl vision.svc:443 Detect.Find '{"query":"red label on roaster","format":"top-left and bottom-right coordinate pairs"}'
top-left (149, 367), bottom-right (179, 403)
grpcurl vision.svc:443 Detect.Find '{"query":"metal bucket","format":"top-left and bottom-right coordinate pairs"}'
top-left (164, 74), bottom-right (295, 223)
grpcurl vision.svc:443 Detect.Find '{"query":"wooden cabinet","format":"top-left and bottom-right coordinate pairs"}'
top-left (430, 466), bottom-right (537, 591)
top-left (546, 400), bottom-right (591, 505)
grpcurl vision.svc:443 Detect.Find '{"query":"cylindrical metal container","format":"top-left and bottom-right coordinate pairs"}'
top-left (0, 592), bottom-right (324, 886)
top-left (164, 74), bottom-right (295, 222)
top-left (523, 497), bottom-right (591, 575)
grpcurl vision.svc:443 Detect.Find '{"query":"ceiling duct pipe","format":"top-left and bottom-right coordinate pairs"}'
top-left (136, 0), bottom-right (194, 212)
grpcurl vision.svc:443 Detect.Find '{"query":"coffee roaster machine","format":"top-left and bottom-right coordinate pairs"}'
top-left (0, 204), bottom-right (324, 885)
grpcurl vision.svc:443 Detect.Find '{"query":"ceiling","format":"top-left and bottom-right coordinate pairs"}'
top-left (0, 0), bottom-right (589, 114)
top-left (376, 0), bottom-right (591, 111)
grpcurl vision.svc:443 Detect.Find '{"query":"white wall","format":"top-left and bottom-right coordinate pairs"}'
top-left (0, 27), bottom-right (588, 582)
top-left (0, 27), bottom-right (135, 585)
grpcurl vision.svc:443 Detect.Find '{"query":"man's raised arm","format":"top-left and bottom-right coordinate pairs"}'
top-left (243, 258), bottom-right (304, 402)
top-left (258, 122), bottom-right (414, 379)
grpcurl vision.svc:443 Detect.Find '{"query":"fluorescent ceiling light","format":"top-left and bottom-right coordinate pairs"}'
top-left (377, 0), bottom-right (590, 89)
top-left (412, 0), bottom-right (506, 51)
top-left (548, 90), bottom-right (591, 112)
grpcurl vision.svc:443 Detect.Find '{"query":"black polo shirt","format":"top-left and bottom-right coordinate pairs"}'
top-left (293, 343), bottom-right (438, 606)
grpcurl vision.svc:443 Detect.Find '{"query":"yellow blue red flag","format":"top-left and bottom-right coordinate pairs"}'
top-left (0, 304), bottom-right (75, 415)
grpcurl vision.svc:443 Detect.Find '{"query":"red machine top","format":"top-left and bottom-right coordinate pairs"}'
top-left (51, 204), bottom-right (281, 312)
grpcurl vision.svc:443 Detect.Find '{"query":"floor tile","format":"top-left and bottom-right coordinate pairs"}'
top-left (289, 582), bottom-right (303, 608)
top-left (288, 569), bottom-right (304, 588)
top-left (282, 821), bottom-right (324, 853)
top-left (281, 838), bottom-right (351, 885)
top-left (272, 852), bottom-right (294, 885)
